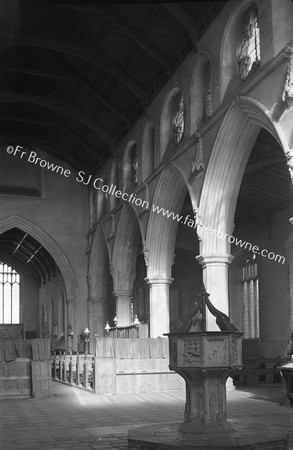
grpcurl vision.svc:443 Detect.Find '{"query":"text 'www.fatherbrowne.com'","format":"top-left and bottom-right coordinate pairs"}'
top-left (150, 206), bottom-right (286, 265)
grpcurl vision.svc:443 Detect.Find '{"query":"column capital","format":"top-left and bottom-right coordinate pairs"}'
top-left (196, 254), bottom-right (234, 268)
top-left (145, 276), bottom-right (174, 286)
top-left (113, 290), bottom-right (133, 298)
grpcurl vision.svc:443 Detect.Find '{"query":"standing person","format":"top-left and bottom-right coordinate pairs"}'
top-left (285, 332), bottom-right (293, 362)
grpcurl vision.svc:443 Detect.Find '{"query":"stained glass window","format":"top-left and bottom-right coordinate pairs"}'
top-left (236, 10), bottom-right (260, 80)
top-left (0, 263), bottom-right (20, 324)
top-left (173, 95), bottom-right (184, 144)
top-left (242, 255), bottom-right (259, 339)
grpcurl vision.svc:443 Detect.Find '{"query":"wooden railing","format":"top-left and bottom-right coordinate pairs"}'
top-left (52, 338), bottom-right (184, 395)
top-left (233, 356), bottom-right (283, 385)
top-left (51, 352), bottom-right (95, 392)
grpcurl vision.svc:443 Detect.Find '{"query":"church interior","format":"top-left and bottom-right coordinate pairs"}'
top-left (1, 0), bottom-right (293, 448)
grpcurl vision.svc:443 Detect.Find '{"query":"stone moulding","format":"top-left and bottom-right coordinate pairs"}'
top-left (282, 46), bottom-right (293, 103)
top-left (191, 133), bottom-right (204, 176)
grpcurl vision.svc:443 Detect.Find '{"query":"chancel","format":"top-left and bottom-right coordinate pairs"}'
top-left (1, 0), bottom-right (293, 449)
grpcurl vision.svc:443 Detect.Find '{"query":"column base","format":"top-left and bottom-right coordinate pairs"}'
top-left (128, 423), bottom-right (240, 450)
top-left (179, 419), bottom-right (234, 434)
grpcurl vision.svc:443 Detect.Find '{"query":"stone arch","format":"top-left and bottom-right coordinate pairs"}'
top-left (145, 164), bottom-right (200, 336)
top-left (111, 203), bottom-right (143, 326)
top-left (0, 215), bottom-right (78, 301)
top-left (190, 52), bottom-right (213, 132)
top-left (142, 121), bottom-right (155, 180)
top-left (88, 225), bottom-right (111, 300)
top-left (146, 165), bottom-right (189, 279)
top-left (199, 96), bottom-right (286, 257)
top-left (88, 224), bottom-right (111, 337)
top-left (112, 203), bottom-right (142, 293)
top-left (160, 86), bottom-right (182, 159)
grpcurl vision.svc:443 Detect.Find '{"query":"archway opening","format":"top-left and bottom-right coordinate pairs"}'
top-left (0, 227), bottom-right (67, 347)
top-left (171, 192), bottom-right (202, 329)
top-left (111, 204), bottom-right (144, 328)
top-left (229, 127), bottom-right (293, 359)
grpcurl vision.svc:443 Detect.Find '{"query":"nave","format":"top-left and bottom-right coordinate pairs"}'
top-left (1, 381), bottom-right (293, 449)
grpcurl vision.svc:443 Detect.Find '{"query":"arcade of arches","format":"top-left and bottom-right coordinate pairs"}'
top-left (1, 0), bottom-right (293, 362)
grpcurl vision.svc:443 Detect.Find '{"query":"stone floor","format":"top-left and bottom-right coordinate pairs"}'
top-left (0, 381), bottom-right (292, 450)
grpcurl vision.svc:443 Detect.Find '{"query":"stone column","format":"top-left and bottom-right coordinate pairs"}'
top-left (145, 277), bottom-right (173, 337)
top-left (196, 254), bottom-right (233, 330)
top-left (113, 290), bottom-right (132, 327)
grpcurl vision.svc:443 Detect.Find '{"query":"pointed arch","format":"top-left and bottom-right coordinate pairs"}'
top-left (88, 224), bottom-right (111, 299)
top-left (87, 224), bottom-right (111, 337)
top-left (0, 215), bottom-right (78, 301)
top-left (111, 204), bottom-right (142, 293)
top-left (146, 165), bottom-right (188, 278)
top-left (199, 97), bottom-right (287, 256)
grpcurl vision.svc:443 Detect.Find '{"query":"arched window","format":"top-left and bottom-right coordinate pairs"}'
top-left (109, 161), bottom-right (119, 210)
top-left (89, 189), bottom-right (98, 227)
top-left (123, 142), bottom-right (139, 190)
top-left (103, 180), bottom-right (109, 214)
top-left (142, 122), bottom-right (155, 180)
top-left (131, 145), bottom-right (139, 186)
top-left (242, 254), bottom-right (259, 338)
top-left (173, 94), bottom-right (184, 144)
top-left (236, 10), bottom-right (260, 80)
top-left (0, 263), bottom-right (20, 324)
top-left (204, 61), bottom-right (213, 119)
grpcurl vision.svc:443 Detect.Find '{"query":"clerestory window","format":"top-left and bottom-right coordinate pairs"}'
top-left (242, 254), bottom-right (259, 339)
top-left (236, 10), bottom-right (260, 80)
top-left (131, 145), bottom-right (139, 185)
top-left (0, 262), bottom-right (20, 324)
top-left (173, 94), bottom-right (184, 144)
top-left (204, 62), bottom-right (213, 119)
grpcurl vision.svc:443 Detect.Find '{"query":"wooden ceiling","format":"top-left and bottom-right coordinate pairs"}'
top-left (0, 1), bottom-right (226, 172)
top-left (0, 228), bottom-right (57, 284)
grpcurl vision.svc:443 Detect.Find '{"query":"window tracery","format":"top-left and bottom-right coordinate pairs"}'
top-left (236, 10), bottom-right (260, 80)
top-left (0, 263), bottom-right (20, 324)
top-left (173, 95), bottom-right (184, 144)
top-left (131, 145), bottom-right (139, 185)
